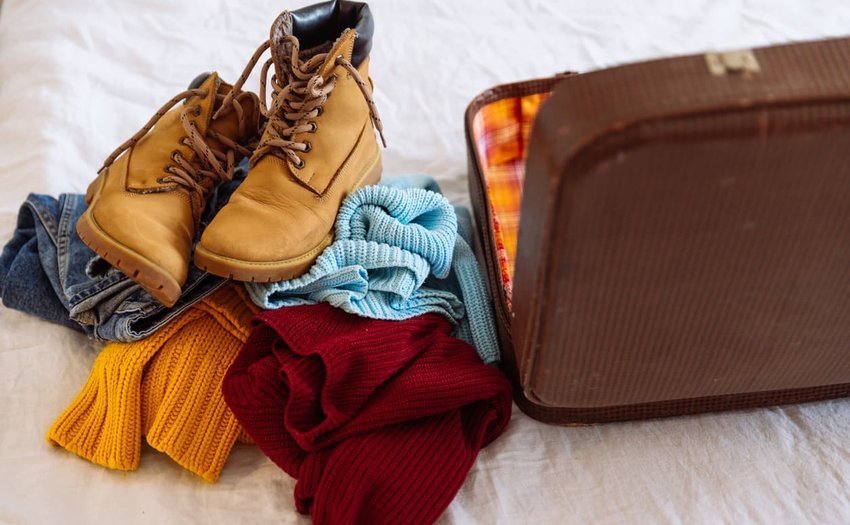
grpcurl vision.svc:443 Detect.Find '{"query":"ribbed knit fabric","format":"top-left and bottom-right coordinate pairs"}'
top-left (246, 175), bottom-right (501, 363)
top-left (47, 284), bottom-right (257, 482)
top-left (447, 205), bottom-right (499, 362)
top-left (222, 304), bottom-right (512, 524)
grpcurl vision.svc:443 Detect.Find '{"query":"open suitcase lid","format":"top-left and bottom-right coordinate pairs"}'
top-left (470, 37), bottom-right (850, 423)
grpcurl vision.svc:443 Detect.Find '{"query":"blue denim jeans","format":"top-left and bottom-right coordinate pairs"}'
top-left (0, 164), bottom-right (245, 342)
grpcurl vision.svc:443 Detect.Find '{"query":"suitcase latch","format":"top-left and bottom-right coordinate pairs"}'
top-left (705, 49), bottom-right (760, 76)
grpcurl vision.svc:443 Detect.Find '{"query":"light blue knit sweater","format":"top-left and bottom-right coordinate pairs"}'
top-left (245, 175), bottom-right (500, 364)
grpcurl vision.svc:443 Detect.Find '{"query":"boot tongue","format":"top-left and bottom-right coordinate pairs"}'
top-left (269, 10), bottom-right (297, 82)
top-left (197, 83), bottom-right (259, 198)
top-left (269, 0), bottom-right (373, 76)
top-left (269, 0), bottom-right (367, 81)
top-left (128, 75), bottom-right (257, 194)
top-left (269, 12), bottom-right (357, 86)
top-left (269, 14), bottom-right (336, 81)
top-left (125, 72), bottom-right (221, 192)
top-left (207, 81), bottom-right (259, 147)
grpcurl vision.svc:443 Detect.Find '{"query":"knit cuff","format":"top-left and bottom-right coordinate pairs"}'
top-left (46, 340), bottom-right (158, 471)
top-left (141, 303), bottom-right (250, 482)
top-left (47, 296), bottom-right (250, 483)
top-left (46, 309), bottom-right (203, 471)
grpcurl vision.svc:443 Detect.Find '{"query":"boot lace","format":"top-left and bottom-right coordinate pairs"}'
top-left (217, 34), bottom-right (386, 170)
top-left (100, 86), bottom-right (255, 197)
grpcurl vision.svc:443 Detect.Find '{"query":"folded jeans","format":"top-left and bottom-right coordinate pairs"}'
top-left (0, 162), bottom-right (246, 342)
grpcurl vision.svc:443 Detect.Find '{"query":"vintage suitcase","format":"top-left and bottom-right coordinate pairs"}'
top-left (465, 37), bottom-right (850, 424)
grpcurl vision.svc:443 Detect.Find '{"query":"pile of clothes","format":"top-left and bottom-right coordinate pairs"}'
top-left (0, 1), bottom-right (511, 524)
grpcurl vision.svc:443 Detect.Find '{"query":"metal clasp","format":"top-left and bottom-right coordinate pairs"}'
top-left (705, 49), bottom-right (760, 76)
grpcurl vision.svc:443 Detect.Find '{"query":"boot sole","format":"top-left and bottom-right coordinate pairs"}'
top-left (76, 207), bottom-right (182, 308)
top-left (194, 155), bottom-right (382, 283)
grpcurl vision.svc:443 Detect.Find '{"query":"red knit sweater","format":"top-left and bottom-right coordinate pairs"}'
top-left (222, 303), bottom-right (512, 525)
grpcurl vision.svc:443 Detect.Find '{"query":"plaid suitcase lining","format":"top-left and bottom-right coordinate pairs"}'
top-left (472, 92), bottom-right (550, 308)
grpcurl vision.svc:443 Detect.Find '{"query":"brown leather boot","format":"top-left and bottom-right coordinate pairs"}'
top-left (194, 0), bottom-right (385, 282)
top-left (77, 73), bottom-right (263, 306)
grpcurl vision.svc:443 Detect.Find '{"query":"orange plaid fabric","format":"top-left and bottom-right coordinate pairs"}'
top-left (472, 92), bottom-right (549, 308)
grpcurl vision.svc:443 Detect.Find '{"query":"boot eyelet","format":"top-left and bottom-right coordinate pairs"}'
top-left (171, 150), bottom-right (181, 161)
top-left (193, 105), bottom-right (202, 117)
top-left (163, 166), bottom-right (172, 174)
top-left (294, 159), bottom-right (305, 169)
top-left (303, 141), bottom-right (312, 153)
top-left (315, 106), bottom-right (323, 117)
top-left (309, 122), bottom-right (318, 132)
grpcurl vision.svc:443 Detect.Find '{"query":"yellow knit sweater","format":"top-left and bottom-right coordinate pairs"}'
top-left (47, 284), bottom-right (257, 482)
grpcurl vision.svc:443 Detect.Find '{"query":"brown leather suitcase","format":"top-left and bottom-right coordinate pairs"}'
top-left (465, 37), bottom-right (850, 424)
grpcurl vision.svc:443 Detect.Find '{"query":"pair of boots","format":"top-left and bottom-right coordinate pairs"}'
top-left (77, 0), bottom-right (385, 306)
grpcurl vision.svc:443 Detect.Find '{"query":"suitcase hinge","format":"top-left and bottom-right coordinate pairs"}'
top-left (705, 49), bottom-right (760, 77)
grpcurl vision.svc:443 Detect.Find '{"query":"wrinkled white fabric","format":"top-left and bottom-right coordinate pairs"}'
top-left (1, 1), bottom-right (850, 523)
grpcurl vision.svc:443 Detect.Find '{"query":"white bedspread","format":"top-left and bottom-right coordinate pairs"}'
top-left (2, 1), bottom-right (850, 523)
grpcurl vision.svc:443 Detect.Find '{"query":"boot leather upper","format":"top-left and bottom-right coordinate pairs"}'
top-left (199, 30), bottom-right (380, 264)
top-left (87, 74), bottom-right (260, 285)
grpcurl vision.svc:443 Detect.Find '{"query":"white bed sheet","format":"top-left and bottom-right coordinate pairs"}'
top-left (2, 1), bottom-right (850, 523)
